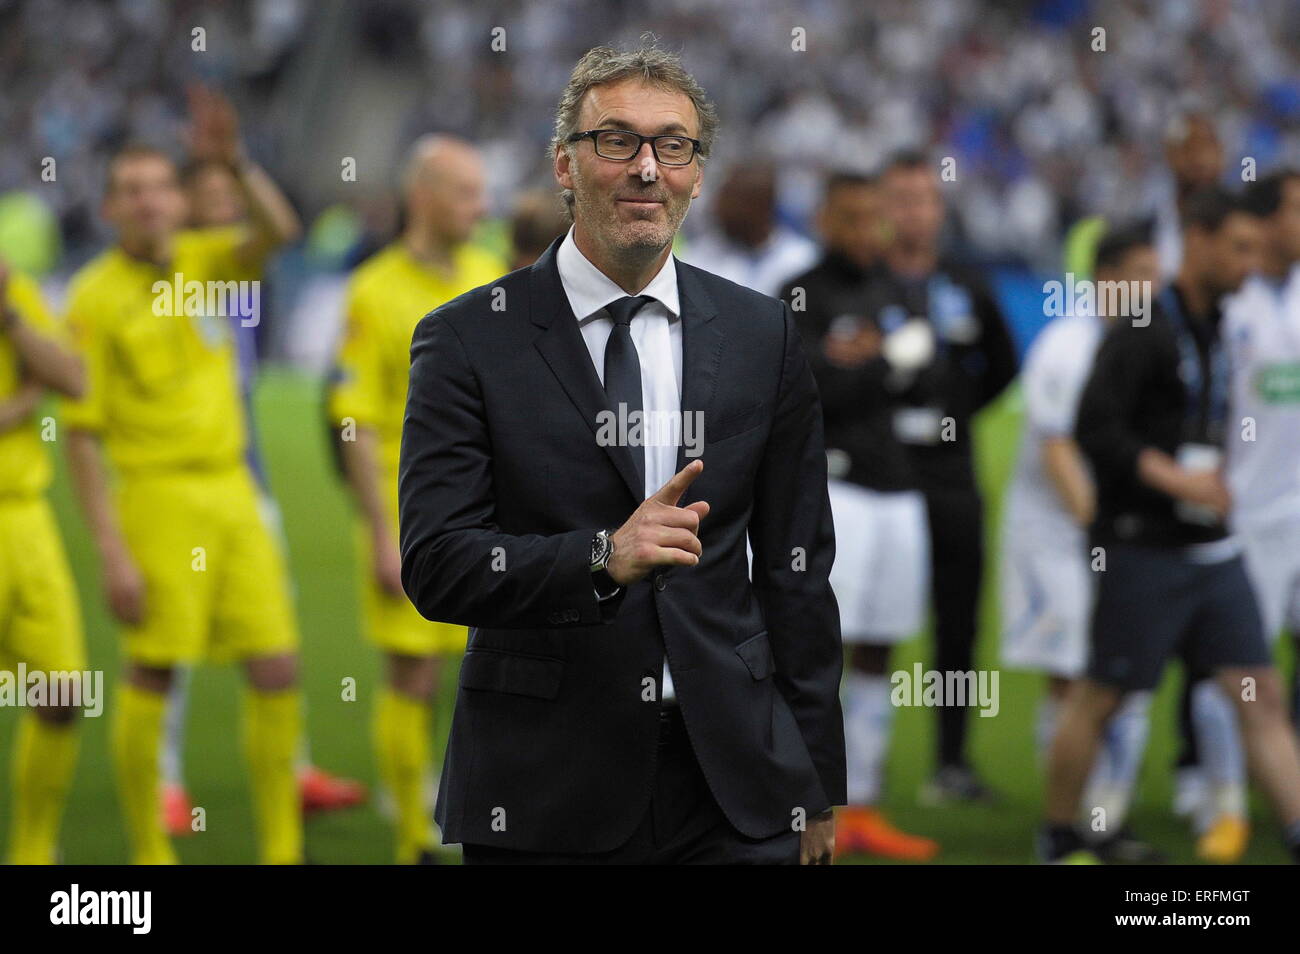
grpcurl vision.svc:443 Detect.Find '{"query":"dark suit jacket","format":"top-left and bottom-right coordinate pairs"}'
top-left (399, 237), bottom-right (846, 853)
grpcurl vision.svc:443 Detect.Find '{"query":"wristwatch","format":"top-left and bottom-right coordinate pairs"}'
top-left (590, 529), bottom-right (619, 598)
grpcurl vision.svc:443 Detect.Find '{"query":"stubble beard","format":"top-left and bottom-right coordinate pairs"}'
top-left (572, 174), bottom-right (691, 266)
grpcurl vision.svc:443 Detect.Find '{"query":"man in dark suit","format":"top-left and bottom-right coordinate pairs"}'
top-left (399, 44), bottom-right (845, 864)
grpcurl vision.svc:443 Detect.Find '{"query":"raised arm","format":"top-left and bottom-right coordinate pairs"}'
top-left (186, 84), bottom-right (302, 264)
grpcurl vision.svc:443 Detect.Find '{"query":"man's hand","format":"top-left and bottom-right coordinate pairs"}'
top-left (801, 810), bottom-right (835, 865)
top-left (101, 540), bottom-right (146, 626)
top-left (1137, 448), bottom-right (1231, 518)
top-left (607, 459), bottom-right (710, 586)
top-left (186, 84), bottom-right (244, 167)
top-left (1175, 469), bottom-right (1231, 517)
top-left (822, 323), bottom-right (881, 369)
top-left (0, 381), bottom-right (41, 433)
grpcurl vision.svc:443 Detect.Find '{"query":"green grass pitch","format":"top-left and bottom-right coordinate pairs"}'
top-left (0, 367), bottom-right (1290, 863)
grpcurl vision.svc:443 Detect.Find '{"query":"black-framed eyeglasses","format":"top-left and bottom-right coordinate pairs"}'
top-left (566, 129), bottom-right (701, 165)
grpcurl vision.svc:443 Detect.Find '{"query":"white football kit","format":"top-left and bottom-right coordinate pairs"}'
top-left (1224, 267), bottom-right (1300, 641)
top-left (827, 480), bottom-right (930, 643)
top-left (1000, 312), bottom-right (1104, 676)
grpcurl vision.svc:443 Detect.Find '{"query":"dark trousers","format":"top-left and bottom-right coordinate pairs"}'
top-left (461, 706), bottom-right (801, 865)
top-left (923, 486), bottom-right (985, 769)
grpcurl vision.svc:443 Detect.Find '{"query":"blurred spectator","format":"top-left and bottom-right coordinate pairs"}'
top-left (509, 187), bottom-right (569, 268)
top-left (1155, 112), bottom-right (1227, 279)
top-left (681, 163), bottom-right (818, 295)
top-left (3, 0), bottom-right (1299, 286)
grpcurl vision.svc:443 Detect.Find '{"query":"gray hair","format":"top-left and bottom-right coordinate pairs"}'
top-left (550, 42), bottom-right (719, 213)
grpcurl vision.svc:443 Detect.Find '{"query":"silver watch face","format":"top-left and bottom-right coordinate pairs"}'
top-left (590, 531), bottom-right (611, 569)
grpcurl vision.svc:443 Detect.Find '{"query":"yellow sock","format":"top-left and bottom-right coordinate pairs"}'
top-left (374, 688), bottom-right (433, 864)
top-left (8, 712), bottom-right (79, 864)
top-left (112, 683), bottom-right (176, 865)
top-left (244, 688), bottom-right (303, 864)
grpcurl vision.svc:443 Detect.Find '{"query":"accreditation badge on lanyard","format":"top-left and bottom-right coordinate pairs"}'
top-left (1160, 287), bottom-right (1230, 525)
top-left (888, 282), bottom-right (953, 446)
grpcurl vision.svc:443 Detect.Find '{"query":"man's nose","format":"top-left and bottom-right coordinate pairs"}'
top-left (628, 141), bottom-right (658, 165)
top-left (628, 142), bottom-right (659, 180)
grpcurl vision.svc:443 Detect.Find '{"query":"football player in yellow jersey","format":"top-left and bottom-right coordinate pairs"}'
top-left (329, 135), bottom-right (505, 863)
top-left (0, 262), bottom-right (88, 864)
top-left (147, 156), bottom-right (366, 838)
top-left (61, 87), bottom-right (307, 865)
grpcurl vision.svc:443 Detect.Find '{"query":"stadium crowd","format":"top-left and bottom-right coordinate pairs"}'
top-left (3, 0), bottom-right (1300, 280)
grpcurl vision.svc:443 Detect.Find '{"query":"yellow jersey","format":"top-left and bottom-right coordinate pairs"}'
top-left (0, 271), bottom-right (61, 496)
top-left (60, 227), bottom-right (256, 473)
top-left (329, 241), bottom-right (505, 478)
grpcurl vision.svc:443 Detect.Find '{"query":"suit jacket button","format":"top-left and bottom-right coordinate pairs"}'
top-left (654, 572), bottom-right (667, 592)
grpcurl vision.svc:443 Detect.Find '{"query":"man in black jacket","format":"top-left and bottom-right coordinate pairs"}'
top-left (399, 44), bottom-right (845, 864)
top-left (1040, 188), bottom-right (1300, 863)
top-left (868, 153), bottom-right (1018, 803)
top-left (781, 171), bottom-right (940, 860)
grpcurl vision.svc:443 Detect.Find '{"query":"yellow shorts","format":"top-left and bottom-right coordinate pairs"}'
top-left (0, 495), bottom-right (86, 674)
top-left (116, 465), bottom-right (298, 665)
top-left (356, 508), bottom-right (466, 657)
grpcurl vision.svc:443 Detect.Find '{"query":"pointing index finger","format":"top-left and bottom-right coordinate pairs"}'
top-left (653, 459), bottom-right (703, 505)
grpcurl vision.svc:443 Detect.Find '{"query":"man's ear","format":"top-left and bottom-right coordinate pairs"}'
top-left (555, 146), bottom-right (574, 192)
top-left (690, 166), bottom-right (703, 201)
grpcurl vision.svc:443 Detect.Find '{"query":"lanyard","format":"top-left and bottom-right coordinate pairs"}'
top-left (1159, 286), bottom-right (1229, 444)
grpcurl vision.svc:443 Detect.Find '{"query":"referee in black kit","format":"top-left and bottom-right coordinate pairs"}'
top-left (1040, 187), bottom-right (1300, 863)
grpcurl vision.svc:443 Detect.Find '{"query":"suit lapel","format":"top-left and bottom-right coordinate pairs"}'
top-left (529, 244), bottom-right (725, 505)
top-left (530, 239), bottom-right (645, 503)
top-left (674, 259), bottom-right (722, 481)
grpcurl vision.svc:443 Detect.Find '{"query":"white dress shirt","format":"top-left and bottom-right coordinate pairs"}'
top-left (555, 226), bottom-right (682, 701)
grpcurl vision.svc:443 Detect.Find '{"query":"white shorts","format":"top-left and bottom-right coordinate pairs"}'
top-left (827, 482), bottom-right (929, 643)
top-left (1238, 513), bottom-right (1300, 643)
top-left (999, 525), bottom-right (1093, 678)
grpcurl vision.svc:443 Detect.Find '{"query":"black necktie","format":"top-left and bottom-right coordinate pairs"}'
top-left (603, 295), bottom-right (653, 491)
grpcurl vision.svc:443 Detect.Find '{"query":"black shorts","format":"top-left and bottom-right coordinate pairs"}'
top-left (1086, 543), bottom-right (1272, 692)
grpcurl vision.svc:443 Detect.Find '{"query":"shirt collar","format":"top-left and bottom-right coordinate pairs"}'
top-left (555, 226), bottom-right (681, 323)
